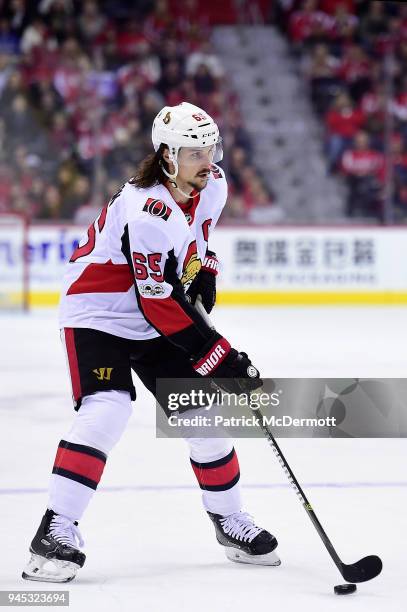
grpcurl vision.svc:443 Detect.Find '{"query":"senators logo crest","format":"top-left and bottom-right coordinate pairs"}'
top-left (143, 198), bottom-right (172, 221)
top-left (181, 241), bottom-right (201, 288)
top-left (163, 111), bottom-right (171, 124)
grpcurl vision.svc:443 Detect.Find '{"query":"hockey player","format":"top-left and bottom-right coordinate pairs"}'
top-left (22, 102), bottom-right (280, 583)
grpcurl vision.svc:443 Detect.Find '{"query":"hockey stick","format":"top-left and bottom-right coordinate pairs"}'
top-left (194, 298), bottom-right (383, 583)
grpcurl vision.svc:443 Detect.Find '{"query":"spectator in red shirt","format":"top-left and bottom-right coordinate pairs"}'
top-left (116, 19), bottom-right (148, 60)
top-left (325, 91), bottom-right (365, 171)
top-left (341, 130), bottom-right (384, 218)
top-left (289, 0), bottom-right (331, 51)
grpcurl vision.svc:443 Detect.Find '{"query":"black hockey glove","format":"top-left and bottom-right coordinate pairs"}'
top-left (191, 333), bottom-right (263, 395)
top-left (186, 250), bottom-right (218, 314)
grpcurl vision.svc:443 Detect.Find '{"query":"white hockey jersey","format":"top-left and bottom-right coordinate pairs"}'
top-left (59, 164), bottom-right (227, 353)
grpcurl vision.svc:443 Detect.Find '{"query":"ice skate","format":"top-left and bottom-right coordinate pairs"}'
top-left (22, 509), bottom-right (86, 583)
top-left (208, 511), bottom-right (281, 566)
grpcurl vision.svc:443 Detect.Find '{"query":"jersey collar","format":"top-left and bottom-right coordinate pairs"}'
top-left (163, 182), bottom-right (201, 226)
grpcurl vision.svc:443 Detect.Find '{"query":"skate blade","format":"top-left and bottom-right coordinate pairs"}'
top-left (225, 547), bottom-right (281, 566)
top-left (22, 554), bottom-right (79, 583)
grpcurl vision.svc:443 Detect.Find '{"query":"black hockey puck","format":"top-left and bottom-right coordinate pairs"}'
top-left (334, 584), bottom-right (357, 595)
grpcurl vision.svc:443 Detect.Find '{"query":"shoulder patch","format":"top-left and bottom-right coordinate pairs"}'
top-left (143, 198), bottom-right (172, 221)
top-left (210, 165), bottom-right (223, 180)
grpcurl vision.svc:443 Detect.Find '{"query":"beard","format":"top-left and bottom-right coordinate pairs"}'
top-left (187, 173), bottom-right (209, 192)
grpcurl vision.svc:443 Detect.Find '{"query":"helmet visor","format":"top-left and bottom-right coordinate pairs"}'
top-left (177, 138), bottom-right (223, 167)
top-left (214, 137), bottom-right (223, 163)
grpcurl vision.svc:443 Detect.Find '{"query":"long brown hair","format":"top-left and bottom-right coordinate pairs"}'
top-left (129, 144), bottom-right (169, 188)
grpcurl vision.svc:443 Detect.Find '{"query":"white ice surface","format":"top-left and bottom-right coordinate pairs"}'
top-left (0, 307), bottom-right (406, 611)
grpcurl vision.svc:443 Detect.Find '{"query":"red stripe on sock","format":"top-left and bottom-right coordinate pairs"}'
top-left (191, 451), bottom-right (240, 487)
top-left (64, 328), bottom-right (82, 401)
top-left (54, 446), bottom-right (106, 483)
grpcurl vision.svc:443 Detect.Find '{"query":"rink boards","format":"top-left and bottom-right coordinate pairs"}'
top-left (2, 224), bottom-right (407, 307)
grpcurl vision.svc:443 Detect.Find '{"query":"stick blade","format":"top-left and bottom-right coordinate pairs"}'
top-left (341, 555), bottom-right (382, 583)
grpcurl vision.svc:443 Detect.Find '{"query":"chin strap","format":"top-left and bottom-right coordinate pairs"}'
top-left (160, 158), bottom-right (200, 200)
top-left (169, 179), bottom-right (200, 200)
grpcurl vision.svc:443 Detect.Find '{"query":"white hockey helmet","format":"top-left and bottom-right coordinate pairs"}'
top-left (151, 101), bottom-right (223, 182)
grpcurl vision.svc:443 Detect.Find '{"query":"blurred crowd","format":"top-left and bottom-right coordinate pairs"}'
top-left (277, 0), bottom-right (407, 222)
top-left (0, 0), bottom-right (273, 224)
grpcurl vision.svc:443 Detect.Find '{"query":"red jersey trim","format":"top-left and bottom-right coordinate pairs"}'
top-left (140, 295), bottom-right (194, 335)
top-left (67, 260), bottom-right (134, 295)
top-left (63, 328), bottom-right (82, 401)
